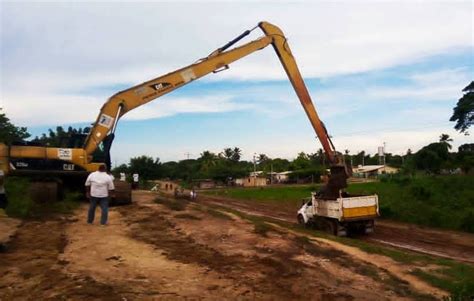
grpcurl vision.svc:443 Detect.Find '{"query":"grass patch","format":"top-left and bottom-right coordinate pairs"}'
top-left (204, 185), bottom-right (320, 207)
top-left (154, 197), bottom-right (187, 211)
top-left (253, 222), bottom-right (272, 237)
top-left (412, 264), bottom-right (474, 300)
top-left (5, 177), bottom-right (81, 218)
top-left (205, 175), bottom-right (474, 233)
top-left (5, 177), bottom-right (34, 218)
top-left (347, 175), bottom-right (474, 233)
top-left (206, 209), bottom-right (233, 221)
top-left (174, 213), bottom-right (202, 220)
top-left (42, 191), bottom-right (81, 215)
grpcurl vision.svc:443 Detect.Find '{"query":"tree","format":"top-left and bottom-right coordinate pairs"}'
top-left (291, 152), bottom-right (311, 170)
top-left (439, 133), bottom-right (453, 150)
top-left (413, 142), bottom-right (450, 173)
top-left (0, 109), bottom-right (30, 144)
top-left (129, 156), bottom-right (161, 180)
top-left (317, 148), bottom-right (326, 166)
top-left (450, 81), bottom-right (473, 135)
top-left (231, 147), bottom-right (241, 162)
top-left (112, 164), bottom-right (129, 177)
top-left (222, 148), bottom-right (233, 160)
top-left (257, 153), bottom-right (270, 164)
top-left (198, 151), bottom-right (218, 171)
top-left (457, 143), bottom-right (474, 174)
top-left (32, 126), bottom-right (88, 148)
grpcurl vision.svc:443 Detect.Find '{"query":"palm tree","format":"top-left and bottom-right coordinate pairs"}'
top-left (258, 153), bottom-right (270, 164)
top-left (344, 149), bottom-right (350, 164)
top-left (317, 148), bottom-right (325, 167)
top-left (439, 133), bottom-right (453, 149)
top-left (231, 147), bottom-right (242, 162)
top-left (199, 151), bottom-right (217, 171)
top-left (222, 148), bottom-right (233, 160)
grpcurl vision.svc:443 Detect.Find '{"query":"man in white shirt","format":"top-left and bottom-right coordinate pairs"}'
top-left (85, 165), bottom-right (114, 225)
top-left (132, 173), bottom-right (139, 189)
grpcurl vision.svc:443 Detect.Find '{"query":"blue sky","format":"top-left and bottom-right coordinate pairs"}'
top-left (1, 1), bottom-right (472, 164)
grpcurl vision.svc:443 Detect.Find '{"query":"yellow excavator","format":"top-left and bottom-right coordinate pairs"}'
top-left (0, 21), bottom-right (351, 203)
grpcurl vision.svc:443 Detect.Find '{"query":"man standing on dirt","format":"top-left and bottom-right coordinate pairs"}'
top-left (85, 165), bottom-right (114, 226)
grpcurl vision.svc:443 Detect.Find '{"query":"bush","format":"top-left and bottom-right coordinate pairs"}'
top-left (460, 210), bottom-right (474, 233)
top-left (5, 177), bottom-right (33, 218)
top-left (5, 177), bottom-right (81, 218)
top-left (348, 175), bottom-right (474, 233)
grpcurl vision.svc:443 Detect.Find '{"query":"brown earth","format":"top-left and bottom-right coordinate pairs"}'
top-left (0, 191), bottom-right (450, 300)
top-left (198, 194), bottom-right (474, 264)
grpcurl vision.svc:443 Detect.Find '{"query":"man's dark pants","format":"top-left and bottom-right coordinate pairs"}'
top-left (87, 196), bottom-right (109, 225)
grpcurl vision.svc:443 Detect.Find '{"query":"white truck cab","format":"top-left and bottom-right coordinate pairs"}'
top-left (297, 192), bottom-right (379, 236)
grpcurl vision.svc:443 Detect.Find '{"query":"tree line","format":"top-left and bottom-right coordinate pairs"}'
top-left (1, 81), bottom-right (472, 182)
top-left (110, 134), bottom-right (473, 183)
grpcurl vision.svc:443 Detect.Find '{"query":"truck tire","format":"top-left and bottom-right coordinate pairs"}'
top-left (297, 214), bottom-right (306, 226)
top-left (327, 220), bottom-right (337, 236)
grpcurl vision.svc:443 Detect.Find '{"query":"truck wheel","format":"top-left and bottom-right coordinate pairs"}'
top-left (297, 214), bottom-right (306, 226)
top-left (327, 220), bottom-right (337, 236)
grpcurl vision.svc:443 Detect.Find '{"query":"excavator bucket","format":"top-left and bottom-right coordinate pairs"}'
top-left (319, 164), bottom-right (351, 199)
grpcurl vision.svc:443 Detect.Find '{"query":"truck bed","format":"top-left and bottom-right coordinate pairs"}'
top-left (313, 194), bottom-right (379, 222)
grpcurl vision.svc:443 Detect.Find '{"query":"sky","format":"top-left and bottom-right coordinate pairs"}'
top-left (1, 1), bottom-right (473, 165)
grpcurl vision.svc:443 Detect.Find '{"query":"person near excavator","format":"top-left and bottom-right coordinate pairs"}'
top-left (85, 164), bottom-right (115, 226)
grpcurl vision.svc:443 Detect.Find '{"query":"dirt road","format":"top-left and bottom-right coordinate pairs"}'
top-left (198, 194), bottom-right (474, 264)
top-left (0, 191), bottom-right (449, 300)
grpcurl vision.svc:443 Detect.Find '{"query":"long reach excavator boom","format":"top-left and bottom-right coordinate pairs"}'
top-left (1, 21), bottom-right (351, 198)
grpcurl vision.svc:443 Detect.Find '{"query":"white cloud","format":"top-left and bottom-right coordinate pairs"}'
top-left (1, 2), bottom-right (472, 162)
top-left (2, 2), bottom-right (472, 104)
top-left (333, 127), bottom-right (471, 156)
top-left (123, 94), bottom-right (255, 120)
top-left (1, 92), bottom-right (254, 126)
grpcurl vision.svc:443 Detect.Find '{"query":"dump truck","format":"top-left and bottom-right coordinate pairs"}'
top-left (297, 192), bottom-right (379, 236)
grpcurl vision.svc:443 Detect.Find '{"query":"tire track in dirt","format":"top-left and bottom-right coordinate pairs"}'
top-left (130, 192), bottom-right (434, 300)
top-left (0, 218), bottom-right (122, 301)
top-left (267, 223), bottom-right (448, 300)
top-left (196, 195), bottom-right (452, 299)
top-left (199, 194), bottom-right (474, 264)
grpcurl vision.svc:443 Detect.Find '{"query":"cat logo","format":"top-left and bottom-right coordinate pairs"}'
top-left (150, 82), bottom-right (172, 92)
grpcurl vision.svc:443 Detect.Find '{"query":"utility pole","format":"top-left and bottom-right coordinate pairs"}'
top-left (253, 153), bottom-right (257, 187)
top-left (270, 163), bottom-right (273, 185)
top-left (184, 152), bottom-right (191, 160)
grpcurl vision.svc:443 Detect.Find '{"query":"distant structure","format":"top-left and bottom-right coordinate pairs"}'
top-left (352, 165), bottom-right (399, 178)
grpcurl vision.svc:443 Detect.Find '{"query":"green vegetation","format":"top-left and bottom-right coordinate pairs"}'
top-left (206, 208), bottom-right (234, 221)
top-left (347, 175), bottom-right (474, 233)
top-left (412, 265), bottom-right (474, 301)
top-left (450, 81), bottom-right (473, 135)
top-left (5, 177), bottom-right (81, 218)
top-left (174, 213), bottom-right (202, 220)
top-left (0, 109), bottom-right (30, 144)
top-left (206, 185), bottom-right (318, 206)
top-left (5, 177), bottom-right (34, 217)
top-left (205, 175), bottom-right (474, 233)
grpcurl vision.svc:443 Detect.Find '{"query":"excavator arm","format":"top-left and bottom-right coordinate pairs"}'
top-left (3, 21), bottom-right (350, 197)
top-left (85, 22), bottom-right (340, 164)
